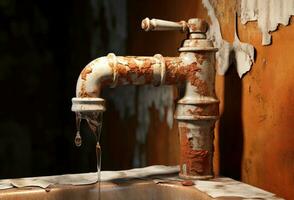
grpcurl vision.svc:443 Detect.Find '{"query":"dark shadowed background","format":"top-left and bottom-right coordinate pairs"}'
top-left (0, 0), bottom-right (131, 178)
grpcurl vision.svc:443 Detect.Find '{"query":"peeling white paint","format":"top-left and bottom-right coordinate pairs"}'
top-left (133, 85), bottom-right (174, 167)
top-left (194, 177), bottom-right (279, 199)
top-left (105, 85), bottom-right (174, 167)
top-left (233, 32), bottom-right (255, 77)
top-left (241, 0), bottom-right (294, 45)
top-left (105, 85), bottom-right (174, 133)
top-left (137, 85), bottom-right (174, 141)
top-left (152, 176), bottom-right (280, 199)
top-left (103, 86), bottom-right (136, 119)
top-left (0, 165), bottom-right (179, 189)
top-left (202, 0), bottom-right (233, 75)
top-left (202, 0), bottom-right (255, 78)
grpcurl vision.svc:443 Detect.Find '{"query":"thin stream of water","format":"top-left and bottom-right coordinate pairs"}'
top-left (96, 142), bottom-right (101, 199)
top-left (75, 113), bottom-right (82, 147)
top-left (75, 111), bottom-right (103, 200)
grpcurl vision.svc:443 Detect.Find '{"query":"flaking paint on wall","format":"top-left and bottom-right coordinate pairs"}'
top-left (104, 87), bottom-right (175, 167)
top-left (241, 0), bottom-right (294, 45)
top-left (134, 85), bottom-right (174, 167)
top-left (137, 86), bottom-right (174, 142)
top-left (202, 0), bottom-right (255, 78)
top-left (101, 0), bottom-right (175, 167)
top-left (233, 30), bottom-right (255, 77)
top-left (105, 85), bottom-right (174, 167)
top-left (106, 86), bottom-right (173, 130)
top-left (103, 86), bottom-right (136, 119)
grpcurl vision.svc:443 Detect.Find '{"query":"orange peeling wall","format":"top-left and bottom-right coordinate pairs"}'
top-left (104, 0), bottom-right (294, 199)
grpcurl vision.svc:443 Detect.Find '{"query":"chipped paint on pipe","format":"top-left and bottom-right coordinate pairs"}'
top-left (175, 50), bottom-right (219, 179)
top-left (76, 54), bottom-right (166, 98)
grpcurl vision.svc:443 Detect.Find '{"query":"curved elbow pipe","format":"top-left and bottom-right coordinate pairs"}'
top-left (72, 53), bottom-right (175, 112)
top-left (75, 53), bottom-right (169, 98)
top-left (75, 54), bottom-right (115, 98)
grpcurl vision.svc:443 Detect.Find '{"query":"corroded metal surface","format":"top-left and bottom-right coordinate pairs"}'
top-left (75, 54), bottom-right (165, 98)
top-left (72, 17), bottom-right (219, 180)
top-left (175, 33), bottom-right (219, 179)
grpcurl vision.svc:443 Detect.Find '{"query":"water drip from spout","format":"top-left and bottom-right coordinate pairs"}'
top-left (74, 131), bottom-right (82, 147)
top-left (96, 142), bottom-right (101, 199)
top-left (75, 113), bottom-right (82, 147)
top-left (75, 111), bottom-right (103, 200)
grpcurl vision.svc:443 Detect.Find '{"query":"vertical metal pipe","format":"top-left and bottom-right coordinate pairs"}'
top-left (175, 50), bottom-right (219, 179)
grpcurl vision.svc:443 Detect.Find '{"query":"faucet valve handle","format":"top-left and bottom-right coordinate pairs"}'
top-left (141, 17), bottom-right (187, 32)
top-left (141, 18), bottom-right (207, 33)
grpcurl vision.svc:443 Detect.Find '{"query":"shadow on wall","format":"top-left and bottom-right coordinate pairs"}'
top-left (218, 54), bottom-right (244, 180)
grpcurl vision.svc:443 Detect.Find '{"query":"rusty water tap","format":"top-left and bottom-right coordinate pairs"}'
top-left (72, 18), bottom-right (219, 180)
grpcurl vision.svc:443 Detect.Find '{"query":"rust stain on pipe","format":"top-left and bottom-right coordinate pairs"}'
top-left (164, 56), bottom-right (210, 96)
top-left (78, 84), bottom-right (89, 98)
top-left (114, 57), bottom-right (155, 85)
top-left (165, 57), bottom-right (187, 84)
top-left (77, 52), bottom-right (213, 98)
top-left (187, 103), bottom-right (219, 117)
top-left (81, 66), bottom-right (93, 80)
top-left (165, 58), bottom-right (202, 85)
top-left (180, 126), bottom-right (209, 176)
